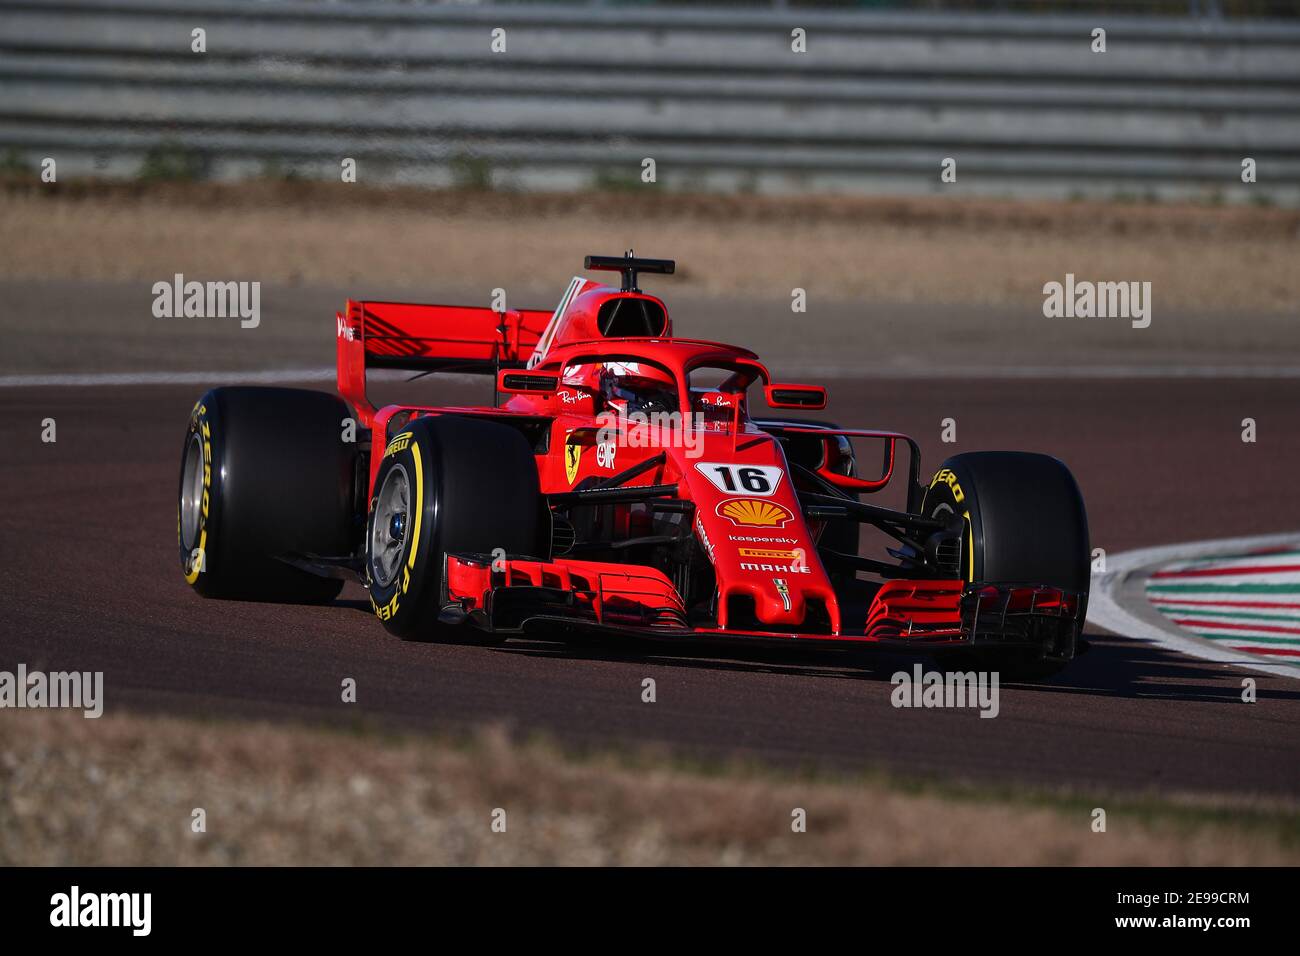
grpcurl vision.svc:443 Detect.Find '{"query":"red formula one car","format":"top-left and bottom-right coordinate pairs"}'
top-left (178, 254), bottom-right (1089, 679)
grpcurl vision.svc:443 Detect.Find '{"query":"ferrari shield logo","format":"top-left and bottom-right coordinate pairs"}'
top-left (565, 441), bottom-right (582, 484)
top-left (774, 578), bottom-right (791, 612)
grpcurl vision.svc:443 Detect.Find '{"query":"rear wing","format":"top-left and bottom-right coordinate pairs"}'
top-left (337, 299), bottom-right (554, 426)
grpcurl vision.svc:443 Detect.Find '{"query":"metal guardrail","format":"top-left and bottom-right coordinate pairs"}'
top-left (1, 0), bottom-right (1297, 199)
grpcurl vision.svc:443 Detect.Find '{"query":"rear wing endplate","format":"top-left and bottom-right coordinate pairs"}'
top-left (337, 299), bottom-right (553, 426)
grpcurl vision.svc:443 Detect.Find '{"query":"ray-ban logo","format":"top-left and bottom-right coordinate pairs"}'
top-left (1042, 273), bottom-right (1151, 329)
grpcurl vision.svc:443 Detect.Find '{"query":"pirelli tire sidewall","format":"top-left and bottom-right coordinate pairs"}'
top-left (365, 415), bottom-right (547, 640)
top-left (366, 420), bottom-right (444, 638)
top-left (177, 387), bottom-right (353, 603)
top-left (921, 452), bottom-right (1090, 679)
top-left (921, 458), bottom-right (981, 586)
top-left (921, 451), bottom-right (1089, 595)
top-left (179, 397), bottom-right (222, 594)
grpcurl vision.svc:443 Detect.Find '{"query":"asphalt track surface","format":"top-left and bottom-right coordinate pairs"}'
top-left (3, 375), bottom-right (1299, 799)
top-left (6, 279), bottom-right (1300, 381)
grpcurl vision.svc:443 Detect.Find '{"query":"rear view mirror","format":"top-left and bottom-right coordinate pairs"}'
top-left (764, 383), bottom-right (827, 410)
top-left (497, 370), bottom-right (558, 394)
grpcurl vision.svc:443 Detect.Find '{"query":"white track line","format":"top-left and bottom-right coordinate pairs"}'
top-left (1088, 532), bottom-right (1300, 680)
top-left (788, 364), bottom-right (1300, 380)
top-left (0, 368), bottom-right (510, 388)
top-left (0, 368), bottom-right (335, 388)
top-left (3, 365), bottom-right (1300, 388)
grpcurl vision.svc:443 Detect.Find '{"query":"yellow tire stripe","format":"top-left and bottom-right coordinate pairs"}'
top-left (407, 442), bottom-right (423, 570)
top-left (965, 511), bottom-right (974, 582)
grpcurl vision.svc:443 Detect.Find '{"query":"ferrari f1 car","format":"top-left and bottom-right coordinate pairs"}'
top-left (178, 254), bottom-right (1089, 679)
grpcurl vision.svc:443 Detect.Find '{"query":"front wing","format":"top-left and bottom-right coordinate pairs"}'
top-left (440, 553), bottom-right (1084, 655)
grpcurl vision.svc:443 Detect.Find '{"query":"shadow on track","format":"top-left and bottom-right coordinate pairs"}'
top-left (488, 636), bottom-right (916, 683)
top-left (1022, 632), bottom-right (1300, 703)
top-left (335, 596), bottom-right (1299, 701)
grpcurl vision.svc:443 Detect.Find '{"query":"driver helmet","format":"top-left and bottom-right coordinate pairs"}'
top-left (597, 362), bottom-right (676, 417)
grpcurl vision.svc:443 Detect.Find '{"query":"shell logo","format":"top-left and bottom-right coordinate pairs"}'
top-left (716, 498), bottom-right (794, 529)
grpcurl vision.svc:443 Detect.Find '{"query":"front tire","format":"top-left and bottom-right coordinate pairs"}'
top-left (922, 451), bottom-right (1089, 680)
top-left (366, 415), bottom-right (547, 640)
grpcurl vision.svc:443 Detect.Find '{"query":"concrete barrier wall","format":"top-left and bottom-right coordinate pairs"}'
top-left (2, 0), bottom-right (1296, 200)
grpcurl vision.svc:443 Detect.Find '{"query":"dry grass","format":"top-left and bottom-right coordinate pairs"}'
top-left (2, 179), bottom-right (1296, 312)
top-left (2, 709), bottom-right (1295, 866)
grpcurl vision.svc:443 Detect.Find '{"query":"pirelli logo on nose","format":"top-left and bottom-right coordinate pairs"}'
top-left (738, 547), bottom-right (798, 560)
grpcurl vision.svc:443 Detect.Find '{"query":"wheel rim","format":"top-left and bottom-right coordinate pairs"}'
top-left (370, 464), bottom-right (411, 588)
top-left (180, 432), bottom-right (204, 550)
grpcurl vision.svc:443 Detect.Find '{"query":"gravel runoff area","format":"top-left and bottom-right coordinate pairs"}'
top-left (2, 710), bottom-right (1296, 866)
top-left (3, 179), bottom-right (1297, 313)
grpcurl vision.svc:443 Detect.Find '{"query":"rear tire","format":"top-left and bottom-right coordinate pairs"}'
top-left (365, 415), bottom-right (547, 641)
top-left (922, 451), bottom-right (1089, 680)
top-left (178, 387), bottom-right (357, 603)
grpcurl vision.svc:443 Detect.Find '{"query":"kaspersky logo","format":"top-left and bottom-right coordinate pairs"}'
top-left (716, 498), bottom-right (794, 528)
